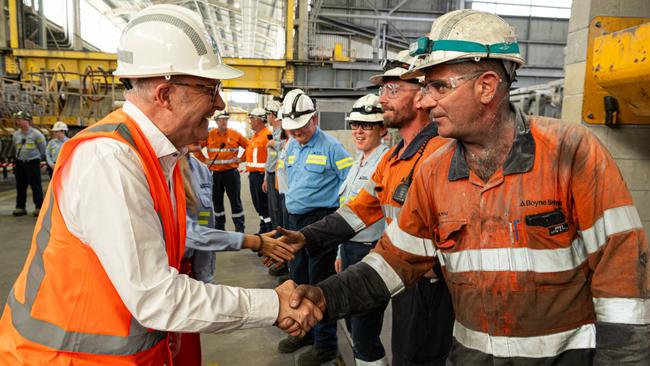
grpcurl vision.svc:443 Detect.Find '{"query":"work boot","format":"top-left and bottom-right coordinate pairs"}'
top-left (12, 208), bottom-right (27, 217)
top-left (297, 346), bottom-right (339, 366)
top-left (277, 335), bottom-right (314, 354)
top-left (33, 208), bottom-right (40, 217)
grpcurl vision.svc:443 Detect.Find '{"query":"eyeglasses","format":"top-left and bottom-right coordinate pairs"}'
top-left (378, 83), bottom-right (420, 99)
top-left (169, 81), bottom-right (222, 104)
top-left (348, 121), bottom-right (379, 131)
top-left (420, 71), bottom-right (485, 100)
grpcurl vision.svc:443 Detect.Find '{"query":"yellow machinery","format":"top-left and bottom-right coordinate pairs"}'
top-left (584, 16), bottom-right (650, 125)
top-left (1, 0), bottom-right (295, 129)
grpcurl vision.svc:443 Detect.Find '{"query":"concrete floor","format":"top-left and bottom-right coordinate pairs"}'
top-left (0, 169), bottom-right (393, 366)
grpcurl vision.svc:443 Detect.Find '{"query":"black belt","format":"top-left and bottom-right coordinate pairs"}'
top-left (16, 159), bottom-right (40, 164)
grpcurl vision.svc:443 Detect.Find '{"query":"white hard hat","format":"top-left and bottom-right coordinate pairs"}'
top-left (402, 9), bottom-right (524, 79)
top-left (113, 4), bottom-right (243, 80)
top-left (346, 94), bottom-right (383, 123)
top-left (369, 50), bottom-right (423, 85)
top-left (213, 110), bottom-right (229, 119)
top-left (249, 107), bottom-right (267, 120)
top-left (265, 100), bottom-right (282, 115)
top-left (281, 89), bottom-right (316, 130)
top-left (51, 121), bottom-right (68, 132)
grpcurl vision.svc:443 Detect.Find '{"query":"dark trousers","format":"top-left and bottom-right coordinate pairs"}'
top-left (212, 169), bottom-right (245, 232)
top-left (265, 172), bottom-right (282, 230)
top-left (249, 171), bottom-right (271, 233)
top-left (288, 207), bottom-right (338, 351)
top-left (14, 159), bottom-right (44, 210)
top-left (341, 241), bottom-right (387, 362)
top-left (391, 270), bottom-right (455, 366)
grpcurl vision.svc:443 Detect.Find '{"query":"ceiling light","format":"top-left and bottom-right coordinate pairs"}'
top-left (234, 3), bottom-right (240, 9)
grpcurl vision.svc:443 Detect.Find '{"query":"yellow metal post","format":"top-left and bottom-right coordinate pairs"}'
top-left (8, 0), bottom-right (19, 49)
top-left (286, 0), bottom-right (295, 61)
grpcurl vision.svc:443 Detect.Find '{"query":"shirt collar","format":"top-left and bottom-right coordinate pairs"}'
top-left (388, 122), bottom-right (438, 161)
top-left (123, 101), bottom-right (180, 159)
top-left (302, 127), bottom-right (321, 148)
top-left (448, 104), bottom-right (535, 181)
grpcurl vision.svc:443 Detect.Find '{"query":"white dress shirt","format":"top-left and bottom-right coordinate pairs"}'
top-left (58, 101), bottom-right (279, 333)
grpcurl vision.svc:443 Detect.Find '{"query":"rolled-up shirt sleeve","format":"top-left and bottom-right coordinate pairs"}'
top-left (58, 138), bottom-right (278, 333)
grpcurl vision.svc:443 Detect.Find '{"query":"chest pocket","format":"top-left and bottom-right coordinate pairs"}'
top-left (435, 219), bottom-right (476, 288)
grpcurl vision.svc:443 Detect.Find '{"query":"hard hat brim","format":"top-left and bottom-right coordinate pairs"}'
top-left (113, 63), bottom-right (244, 80)
top-left (282, 112), bottom-right (316, 130)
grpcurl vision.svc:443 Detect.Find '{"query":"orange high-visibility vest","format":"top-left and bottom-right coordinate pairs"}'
top-left (0, 109), bottom-right (187, 365)
top-left (246, 127), bottom-right (272, 172)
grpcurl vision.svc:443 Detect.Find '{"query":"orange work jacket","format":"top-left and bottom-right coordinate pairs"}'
top-left (0, 109), bottom-right (187, 365)
top-left (202, 128), bottom-right (249, 171)
top-left (246, 127), bottom-right (272, 172)
top-left (374, 110), bottom-right (649, 362)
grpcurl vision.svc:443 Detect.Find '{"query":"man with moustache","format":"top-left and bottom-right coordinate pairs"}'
top-left (270, 51), bottom-right (454, 366)
top-left (286, 9), bottom-right (649, 365)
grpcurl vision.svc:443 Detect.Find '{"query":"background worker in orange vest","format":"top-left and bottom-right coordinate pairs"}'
top-left (246, 107), bottom-right (273, 233)
top-left (0, 5), bottom-right (321, 365)
top-left (201, 110), bottom-right (249, 232)
top-left (284, 9), bottom-right (650, 365)
top-left (267, 51), bottom-right (455, 366)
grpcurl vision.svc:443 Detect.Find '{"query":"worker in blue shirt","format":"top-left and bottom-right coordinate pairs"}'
top-left (11, 110), bottom-right (46, 217)
top-left (276, 89), bottom-right (353, 366)
top-left (45, 121), bottom-right (69, 178)
top-left (181, 142), bottom-right (295, 283)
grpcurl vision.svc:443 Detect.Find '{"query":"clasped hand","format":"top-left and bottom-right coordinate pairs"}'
top-left (274, 280), bottom-right (327, 337)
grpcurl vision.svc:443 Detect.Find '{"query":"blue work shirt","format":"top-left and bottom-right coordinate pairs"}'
top-left (13, 128), bottom-right (46, 161)
top-left (184, 155), bottom-right (244, 283)
top-left (285, 128), bottom-right (353, 215)
top-left (46, 137), bottom-right (69, 168)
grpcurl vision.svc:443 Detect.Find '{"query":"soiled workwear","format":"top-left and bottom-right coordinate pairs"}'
top-left (301, 123), bottom-right (454, 366)
top-left (318, 106), bottom-right (650, 365)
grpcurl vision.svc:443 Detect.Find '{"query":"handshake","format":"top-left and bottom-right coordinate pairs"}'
top-left (273, 280), bottom-right (326, 337)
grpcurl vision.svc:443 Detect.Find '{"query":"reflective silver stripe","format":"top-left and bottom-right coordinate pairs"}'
top-left (253, 147), bottom-right (259, 163)
top-left (9, 194), bottom-right (165, 355)
top-left (439, 205), bottom-right (643, 274)
top-left (453, 321), bottom-right (596, 358)
top-left (381, 204), bottom-right (401, 221)
top-left (214, 211), bottom-right (226, 217)
top-left (231, 211), bottom-right (245, 218)
top-left (385, 220), bottom-right (435, 257)
top-left (580, 205), bottom-right (642, 254)
top-left (84, 123), bottom-right (138, 152)
top-left (212, 159), bottom-right (238, 164)
top-left (337, 204), bottom-right (366, 232)
top-left (261, 216), bottom-right (272, 223)
top-left (593, 298), bottom-right (650, 325)
top-left (361, 179), bottom-right (378, 198)
top-left (247, 162), bottom-right (266, 168)
top-left (208, 148), bottom-right (238, 152)
top-left (361, 252), bottom-right (405, 295)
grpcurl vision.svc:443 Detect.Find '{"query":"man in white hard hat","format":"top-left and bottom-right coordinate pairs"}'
top-left (263, 100), bottom-right (286, 236)
top-left (246, 107), bottom-right (273, 233)
top-left (285, 9), bottom-right (650, 365)
top-left (268, 51), bottom-right (455, 366)
top-left (45, 121), bottom-right (69, 177)
top-left (0, 5), bottom-right (320, 364)
top-left (275, 89), bottom-right (353, 366)
top-left (11, 110), bottom-right (46, 217)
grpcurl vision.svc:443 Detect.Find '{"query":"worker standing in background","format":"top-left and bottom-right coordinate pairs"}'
top-left (201, 110), bottom-right (249, 232)
top-left (263, 100), bottom-right (285, 232)
top-left (269, 51), bottom-right (455, 366)
top-left (264, 100), bottom-right (290, 277)
top-left (45, 121), bottom-right (69, 178)
top-left (174, 142), bottom-right (296, 366)
top-left (287, 9), bottom-right (650, 365)
top-left (337, 94), bottom-right (390, 366)
top-left (0, 5), bottom-right (321, 364)
top-left (11, 110), bottom-right (45, 217)
top-left (277, 89), bottom-right (353, 366)
top-left (246, 107), bottom-right (273, 233)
